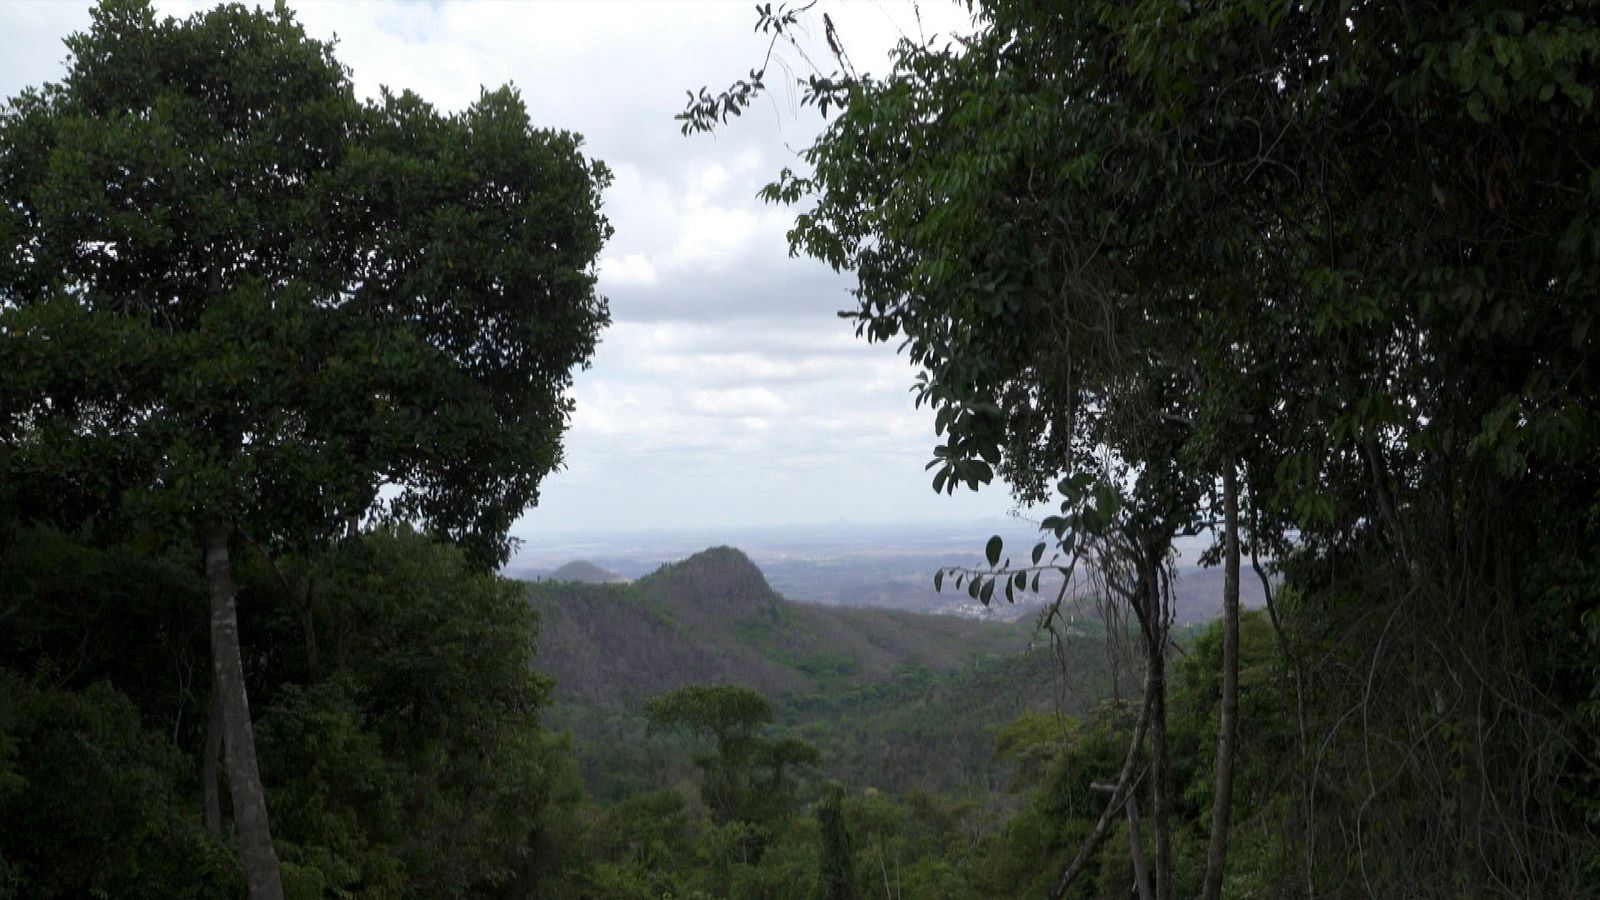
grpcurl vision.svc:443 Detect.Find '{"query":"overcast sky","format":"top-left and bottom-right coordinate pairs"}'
top-left (0, 1), bottom-right (1024, 538)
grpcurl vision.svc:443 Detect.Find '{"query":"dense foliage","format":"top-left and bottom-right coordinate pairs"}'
top-left (525, 547), bottom-right (1115, 801)
top-left (0, 515), bottom-right (1283, 899)
top-left (0, 0), bottom-right (610, 561)
top-left (685, 0), bottom-right (1600, 894)
top-left (4, 0), bottom-right (1598, 896)
top-left (0, 2), bottom-right (610, 894)
top-left (0, 527), bottom-right (587, 898)
top-left (534, 614), bottom-right (1298, 900)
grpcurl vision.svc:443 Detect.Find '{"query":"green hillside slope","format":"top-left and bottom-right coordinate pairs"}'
top-left (525, 546), bottom-right (1116, 798)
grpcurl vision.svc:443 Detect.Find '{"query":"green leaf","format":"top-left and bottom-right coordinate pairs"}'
top-left (985, 534), bottom-right (1002, 566)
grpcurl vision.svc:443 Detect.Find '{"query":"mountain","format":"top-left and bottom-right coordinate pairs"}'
top-left (523, 546), bottom-right (1116, 796)
top-left (546, 560), bottom-right (627, 584)
top-left (527, 546), bottom-right (1030, 704)
top-left (501, 559), bottom-right (628, 584)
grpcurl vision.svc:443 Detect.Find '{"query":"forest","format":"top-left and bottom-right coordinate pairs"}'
top-left (2, 1), bottom-right (1598, 898)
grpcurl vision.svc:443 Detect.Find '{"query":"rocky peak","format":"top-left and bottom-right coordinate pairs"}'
top-left (641, 546), bottom-right (778, 616)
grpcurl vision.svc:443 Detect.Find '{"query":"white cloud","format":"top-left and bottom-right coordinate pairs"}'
top-left (687, 162), bottom-right (731, 198)
top-left (689, 387), bottom-right (787, 417)
top-left (664, 202), bottom-right (761, 271)
top-left (598, 253), bottom-right (659, 289)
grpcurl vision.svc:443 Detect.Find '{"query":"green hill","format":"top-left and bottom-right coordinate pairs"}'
top-left (525, 546), bottom-right (1115, 798)
top-left (546, 560), bottom-right (628, 584)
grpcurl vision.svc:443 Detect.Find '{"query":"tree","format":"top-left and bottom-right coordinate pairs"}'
top-left (0, 2), bottom-right (610, 895)
top-left (645, 684), bottom-right (819, 859)
top-left (692, 0), bottom-right (1600, 892)
top-left (0, 674), bottom-right (241, 899)
top-left (687, 4), bottom-right (1225, 894)
top-left (0, 523), bottom-right (588, 897)
top-left (815, 783), bottom-right (858, 900)
top-left (251, 528), bottom-right (575, 896)
top-left (1201, 465), bottom-right (1240, 900)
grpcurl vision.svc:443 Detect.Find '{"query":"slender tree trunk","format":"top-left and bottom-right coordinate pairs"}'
top-left (1202, 464), bottom-right (1242, 900)
top-left (202, 679), bottom-right (224, 835)
top-left (1147, 641), bottom-right (1174, 900)
top-left (1126, 791), bottom-right (1153, 900)
top-left (1246, 478), bottom-right (1316, 897)
top-left (203, 521), bottom-right (285, 900)
top-left (1139, 548), bottom-right (1175, 900)
top-left (1049, 672), bottom-right (1155, 899)
top-left (298, 580), bottom-right (319, 680)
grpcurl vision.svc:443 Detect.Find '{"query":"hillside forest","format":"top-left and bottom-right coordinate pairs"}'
top-left (2, 2), bottom-right (1599, 899)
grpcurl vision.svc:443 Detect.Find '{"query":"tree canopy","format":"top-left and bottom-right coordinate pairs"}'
top-left (688, 0), bottom-right (1600, 893)
top-left (0, 3), bottom-right (611, 894)
top-left (0, 0), bottom-right (611, 563)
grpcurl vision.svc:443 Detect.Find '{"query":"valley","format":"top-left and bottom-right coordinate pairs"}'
top-left (523, 545), bottom-right (1121, 798)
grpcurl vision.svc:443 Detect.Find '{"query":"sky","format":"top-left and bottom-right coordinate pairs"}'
top-left (0, 0), bottom-right (1023, 539)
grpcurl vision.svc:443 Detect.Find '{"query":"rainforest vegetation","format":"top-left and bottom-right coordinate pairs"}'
top-left (2, 1), bottom-right (1598, 898)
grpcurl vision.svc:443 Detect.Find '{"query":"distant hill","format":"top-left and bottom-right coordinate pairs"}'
top-left (522, 546), bottom-right (1116, 797)
top-left (527, 545), bottom-right (1031, 704)
top-left (546, 560), bottom-right (627, 584)
top-left (501, 558), bottom-right (628, 584)
top-left (505, 524), bottom-right (1261, 621)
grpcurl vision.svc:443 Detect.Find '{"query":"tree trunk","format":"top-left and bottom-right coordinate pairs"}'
top-left (1049, 672), bottom-right (1155, 899)
top-left (204, 521), bottom-right (285, 900)
top-left (1126, 790), bottom-right (1153, 900)
top-left (298, 579), bottom-right (319, 680)
top-left (202, 679), bottom-right (224, 835)
top-left (1246, 477), bottom-right (1315, 896)
top-left (1201, 464), bottom-right (1242, 900)
top-left (1147, 640), bottom-right (1174, 900)
top-left (1130, 544), bottom-right (1175, 900)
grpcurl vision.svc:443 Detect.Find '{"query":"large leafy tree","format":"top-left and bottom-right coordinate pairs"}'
top-left (689, 0), bottom-right (1600, 894)
top-left (0, 2), bottom-right (610, 895)
top-left (699, 6), bottom-right (1237, 894)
